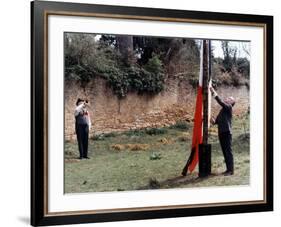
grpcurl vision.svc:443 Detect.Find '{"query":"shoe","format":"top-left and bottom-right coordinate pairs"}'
top-left (84, 156), bottom-right (90, 159)
top-left (223, 170), bottom-right (234, 176)
top-left (78, 157), bottom-right (83, 160)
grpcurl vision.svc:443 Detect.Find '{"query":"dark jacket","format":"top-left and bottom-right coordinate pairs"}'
top-left (215, 96), bottom-right (233, 134)
top-left (75, 111), bottom-right (89, 134)
top-left (75, 111), bottom-right (89, 125)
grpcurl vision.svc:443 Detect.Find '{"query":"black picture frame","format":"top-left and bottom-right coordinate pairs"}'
top-left (31, 0), bottom-right (273, 226)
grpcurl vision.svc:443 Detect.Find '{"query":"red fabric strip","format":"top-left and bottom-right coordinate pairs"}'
top-left (188, 86), bottom-right (203, 173)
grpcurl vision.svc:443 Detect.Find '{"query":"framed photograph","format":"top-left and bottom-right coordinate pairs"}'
top-left (31, 0), bottom-right (273, 226)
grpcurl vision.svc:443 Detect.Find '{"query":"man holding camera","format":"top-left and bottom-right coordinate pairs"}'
top-left (74, 98), bottom-right (91, 159)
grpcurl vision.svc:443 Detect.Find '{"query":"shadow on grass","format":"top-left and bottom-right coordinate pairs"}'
top-left (138, 173), bottom-right (223, 190)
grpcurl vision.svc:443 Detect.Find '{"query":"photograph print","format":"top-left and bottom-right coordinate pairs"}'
top-left (64, 32), bottom-right (251, 194)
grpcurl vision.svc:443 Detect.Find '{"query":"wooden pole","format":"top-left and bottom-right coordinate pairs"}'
top-left (202, 40), bottom-right (209, 145)
top-left (198, 39), bottom-right (212, 178)
top-left (208, 40), bottom-right (212, 82)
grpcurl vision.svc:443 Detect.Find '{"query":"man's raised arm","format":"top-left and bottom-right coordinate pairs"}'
top-left (74, 103), bottom-right (85, 116)
top-left (210, 86), bottom-right (231, 109)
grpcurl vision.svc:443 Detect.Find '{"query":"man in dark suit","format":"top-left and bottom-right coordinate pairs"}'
top-left (210, 86), bottom-right (235, 176)
top-left (74, 98), bottom-right (91, 159)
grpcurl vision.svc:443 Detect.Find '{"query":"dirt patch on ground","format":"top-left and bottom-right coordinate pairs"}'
top-left (157, 137), bottom-right (175, 144)
top-left (65, 158), bottom-right (81, 163)
top-left (111, 143), bottom-right (150, 151)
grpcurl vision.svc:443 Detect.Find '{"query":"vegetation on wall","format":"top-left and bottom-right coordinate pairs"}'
top-left (65, 34), bottom-right (250, 98)
top-left (65, 34), bottom-right (167, 98)
top-left (211, 41), bottom-right (250, 88)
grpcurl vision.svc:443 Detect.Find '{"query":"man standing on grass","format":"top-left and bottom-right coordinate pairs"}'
top-left (74, 98), bottom-right (91, 159)
top-left (210, 86), bottom-right (235, 176)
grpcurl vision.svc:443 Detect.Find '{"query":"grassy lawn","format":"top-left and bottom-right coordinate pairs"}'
top-left (64, 115), bottom-right (250, 193)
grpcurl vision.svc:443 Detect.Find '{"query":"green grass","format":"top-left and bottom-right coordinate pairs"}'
top-left (64, 116), bottom-right (250, 193)
top-left (168, 120), bottom-right (190, 130)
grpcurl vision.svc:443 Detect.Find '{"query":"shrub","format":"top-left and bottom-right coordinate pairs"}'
top-left (237, 57), bottom-right (250, 78)
top-left (148, 177), bottom-right (161, 189)
top-left (238, 133), bottom-right (250, 143)
top-left (124, 129), bottom-right (145, 137)
top-left (169, 121), bottom-right (190, 130)
top-left (149, 152), bottom-right (162, 160)
top-left (188, 77), bottom-right (199, 89)
top-left (103, 132), bottom-right (117, 138)
top-left (217, 72), bottom-right (232, 86)
top-left (91, 134), bottom-right (105, 141)
top-left (145, 127), bottom-right (167, 135)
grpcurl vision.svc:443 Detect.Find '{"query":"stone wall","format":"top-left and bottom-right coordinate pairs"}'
top-left (64, 77), bottom-right (249, 141)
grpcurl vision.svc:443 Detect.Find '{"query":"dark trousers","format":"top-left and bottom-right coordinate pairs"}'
top-left (219, 132), bottom-right (234, 172)
top-left (76, 124), bottom-right (89, 158)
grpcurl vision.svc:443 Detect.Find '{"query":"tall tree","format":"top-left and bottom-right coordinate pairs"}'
top-left (116, 35), bottom-right (135, 66)
top-left (221, 41), bottom-right (237, 72)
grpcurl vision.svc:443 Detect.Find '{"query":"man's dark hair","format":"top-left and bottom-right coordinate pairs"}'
top-left (76, 98), bottom-right (84, 106)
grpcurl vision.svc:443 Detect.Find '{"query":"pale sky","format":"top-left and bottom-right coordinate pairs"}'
top-left (211, 40), bottom-right (250, 59)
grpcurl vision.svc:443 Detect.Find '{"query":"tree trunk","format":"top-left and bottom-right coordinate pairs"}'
top-left (116, 35), bottom-right (135, 66)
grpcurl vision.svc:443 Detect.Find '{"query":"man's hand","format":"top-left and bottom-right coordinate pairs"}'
top-left (209, 86), bottom-right (218, 97)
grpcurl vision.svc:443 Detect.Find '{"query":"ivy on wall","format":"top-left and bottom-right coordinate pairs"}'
top-left (65, 33), bottom-right (250, 98)
top-left (65, 34), bottom-right (165, 98)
